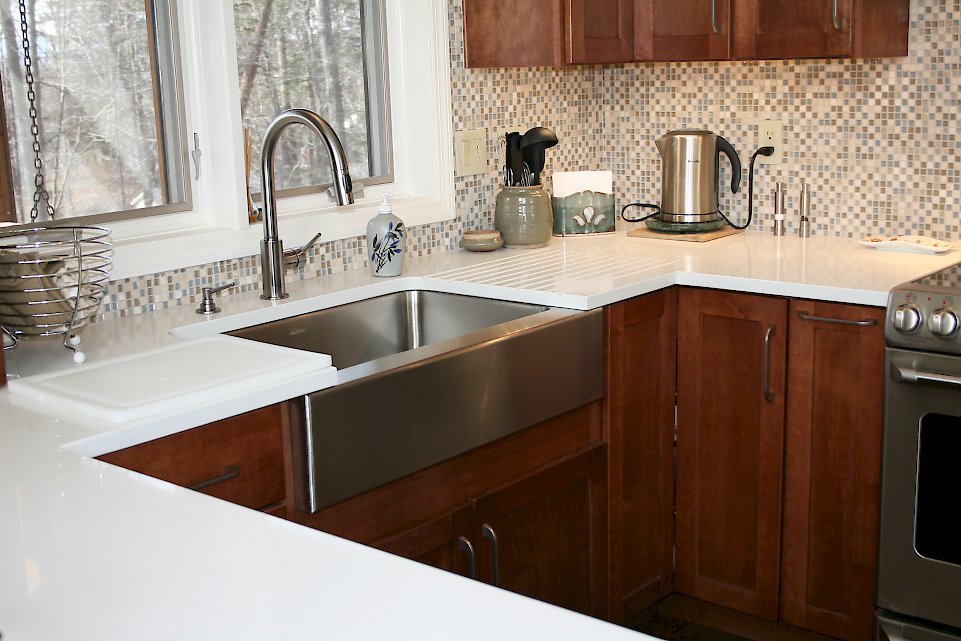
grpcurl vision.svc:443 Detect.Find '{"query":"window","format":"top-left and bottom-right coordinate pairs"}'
top-left (0, 0), bottom-right (453, 279)
top-left (0, 0), bottom-right (188, 224)
top-left (233, 0), bottom-right (391, 197)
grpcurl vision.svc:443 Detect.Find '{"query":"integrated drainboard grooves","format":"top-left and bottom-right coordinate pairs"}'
top-left (430, 251), bottom-right (676, 292)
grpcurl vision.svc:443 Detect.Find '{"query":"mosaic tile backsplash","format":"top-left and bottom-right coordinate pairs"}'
top-left (103, 0), bottom-right (956, 320)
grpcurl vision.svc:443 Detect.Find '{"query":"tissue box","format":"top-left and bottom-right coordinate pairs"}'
top-left (552, 191), bottom-right (616, 236)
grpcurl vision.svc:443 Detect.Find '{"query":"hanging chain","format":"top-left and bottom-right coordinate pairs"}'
top-left (18, 0), bottom-right (55, 222)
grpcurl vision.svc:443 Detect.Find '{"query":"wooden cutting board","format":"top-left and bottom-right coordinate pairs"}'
top-left (627, 226), bottom-right (742, 243)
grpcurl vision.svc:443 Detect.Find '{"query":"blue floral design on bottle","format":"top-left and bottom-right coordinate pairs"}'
top-left (370, 221), bottom-right (405, 274)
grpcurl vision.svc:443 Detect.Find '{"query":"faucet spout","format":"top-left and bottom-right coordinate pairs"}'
top-left (259, 108), bottom-right (354, 300)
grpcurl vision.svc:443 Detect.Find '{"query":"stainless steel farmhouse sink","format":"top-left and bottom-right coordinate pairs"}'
top-left (229, 290), bottom-right (602, 513)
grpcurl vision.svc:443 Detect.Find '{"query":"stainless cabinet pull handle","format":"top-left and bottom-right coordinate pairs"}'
top-left (457, 536), bottom-right (476, 579)
top-left (763, 326), bottom-right (776, 403)
top-left (797, 311), bottom-right (877, 327)
top-left (189, 464), bottom-right (240, 491)
top-left (482, 523), bottom-right (499, 587)
top-left (711, 0), bottom-right (722, 34)
top-left (891, 364), bottom-right (961, 388)
top-left (831, 0), bottom-right (843, 30)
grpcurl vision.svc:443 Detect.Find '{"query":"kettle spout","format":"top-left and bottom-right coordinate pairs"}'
top-left (655, 135), bottom-right (667, 155)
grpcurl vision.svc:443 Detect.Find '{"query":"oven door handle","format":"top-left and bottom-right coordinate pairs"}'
top-left (892, 363), bottom-right (961, 388)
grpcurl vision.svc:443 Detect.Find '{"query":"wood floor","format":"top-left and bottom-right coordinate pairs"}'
top-left (629, 594), bottom-right (842, 641)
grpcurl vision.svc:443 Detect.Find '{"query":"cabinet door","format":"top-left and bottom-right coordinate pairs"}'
top-left (99, 404), bottom-right (286, 511)
top-left (473, 445), bottom-right (608, 618)
top-left (733, 0), bottom-right (853, 59)
top-left (675, 288), bottom-right (786, 620)
top-left (733, 0), bottom-right (909, 60)
top-left (463, 0), bottom-right (566, 68)
top-left (373, 508), bottom-right (475, 578)
top-left (605, 289), bottom-right (676, 622)
top-left (781, 301), bottom-right (885, 641)
top-left (635, 0), bottom-right (731, 61)
top-left (569, 0), bottom-right (634, 63)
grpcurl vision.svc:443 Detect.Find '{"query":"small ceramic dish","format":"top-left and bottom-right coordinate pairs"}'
top-left (460, 229), bottom-right (504, 252)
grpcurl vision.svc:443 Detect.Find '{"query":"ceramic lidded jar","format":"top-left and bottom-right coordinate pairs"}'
top-left (494, 185), bottom-right (553, 248)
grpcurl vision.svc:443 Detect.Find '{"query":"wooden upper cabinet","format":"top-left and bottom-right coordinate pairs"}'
top-left (636, 0), bottom-right (731, 61)
top-left (570, 0), bottom-right (635, 63)
top-left (463, 0), bottom-right (567, 68)
top-left (675, 287), bottom-right (787, 621)
top-left (781, 300), bottom-right (886, 641)
top-left (733, 0), bottom-right (910, 60)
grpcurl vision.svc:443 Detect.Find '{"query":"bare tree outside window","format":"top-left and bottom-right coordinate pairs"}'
top-left (0, 0), bottom-right (188, 224)
top-left (234, 0), bottom-right (391, 196)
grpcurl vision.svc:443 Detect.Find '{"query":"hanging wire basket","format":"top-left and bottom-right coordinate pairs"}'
top-left (0, 225), bottom-right (112, 363)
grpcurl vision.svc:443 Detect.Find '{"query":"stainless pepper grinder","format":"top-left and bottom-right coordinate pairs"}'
top-left (772, 182), bottom-right (786, 236)
top-left (798, 183), bottom-right (811, 238)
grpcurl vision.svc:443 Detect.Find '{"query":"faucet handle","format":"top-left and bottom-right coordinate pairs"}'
top-left (196, 281), bottom-right (236, 315)
top-left (284, 232), bottom-right (323, 270)
top-left (327, 181), bottom-right (363, 202)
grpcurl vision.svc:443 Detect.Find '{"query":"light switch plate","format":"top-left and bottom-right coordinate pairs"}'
top-left (454, 128), bottom-right (487, 176)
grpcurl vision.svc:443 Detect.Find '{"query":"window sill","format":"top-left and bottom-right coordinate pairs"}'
top-left (108, 194), bottom-right (454, 281)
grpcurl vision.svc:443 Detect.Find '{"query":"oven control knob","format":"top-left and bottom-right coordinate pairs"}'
top-left (929, 307), bottom-right (960, 338)
top-left (893, 304), bottom-right (923, 333)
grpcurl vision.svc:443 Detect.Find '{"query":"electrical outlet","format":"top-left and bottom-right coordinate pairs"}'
top-left (756, 120), bottom-right (783, 164)
top-left (454, 128), bottom-right (487, 176)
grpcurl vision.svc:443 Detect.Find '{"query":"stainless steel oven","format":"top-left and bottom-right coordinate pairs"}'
top-left (880, 268), bottom-right (961, 641)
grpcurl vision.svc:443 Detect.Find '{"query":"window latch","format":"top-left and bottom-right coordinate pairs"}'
top-left (191, 133), bottom-right (202, 180)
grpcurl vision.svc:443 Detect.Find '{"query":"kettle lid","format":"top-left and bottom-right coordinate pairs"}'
top-left (656, 128), bottom-right (716, 153)
top-left (662, 128), bottom-right (715, 138)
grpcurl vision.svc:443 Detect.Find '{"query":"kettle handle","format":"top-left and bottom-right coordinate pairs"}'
top-left (716, 136), bottom-right (742, 194)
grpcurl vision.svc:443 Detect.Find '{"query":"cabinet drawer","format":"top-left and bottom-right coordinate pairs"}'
top-left (99, 405), bottom-right (285, 511)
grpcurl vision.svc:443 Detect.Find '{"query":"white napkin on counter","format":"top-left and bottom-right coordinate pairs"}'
top-left (552, 171), bottom-right (613, 198)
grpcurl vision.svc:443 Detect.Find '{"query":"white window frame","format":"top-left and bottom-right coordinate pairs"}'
top-left (106, 0), bottom-right (454, 280)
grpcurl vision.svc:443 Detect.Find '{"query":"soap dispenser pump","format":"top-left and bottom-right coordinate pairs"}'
top-left (367, 193), bottom-right (406, 277)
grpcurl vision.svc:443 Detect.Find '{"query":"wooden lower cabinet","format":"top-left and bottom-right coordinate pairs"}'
top-left (98, 404), bottom-right (287, 512)
top-left (290, 403), bottom-right (608, 617)
top-left (781, 300), bottom-right (885, 641)
top-left (676, 287), bottom-right (788, 620)
top-left (605, 288), bottom-right (677, 622)
top-left (673, 288), bottom-right (885, 641)
top-left (473, 445), bottom-right (608, 617)
top-left (374, 508), bottom-right (475, 578)
top-left (373, 446), bottom-right (608, 617)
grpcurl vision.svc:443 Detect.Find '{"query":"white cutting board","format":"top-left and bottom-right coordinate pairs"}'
top-left (8, 335), bottom-right (333, 423)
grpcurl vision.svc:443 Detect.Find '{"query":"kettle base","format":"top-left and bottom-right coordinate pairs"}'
top-left (645, 216), bottom-right (727, 234)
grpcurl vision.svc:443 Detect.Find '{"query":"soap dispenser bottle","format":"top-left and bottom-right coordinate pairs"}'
top-left (367, 193), bottom-right (406, 277)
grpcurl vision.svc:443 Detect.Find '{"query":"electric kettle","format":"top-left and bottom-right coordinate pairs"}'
top-left (655, 129), bottom-right (741, 228)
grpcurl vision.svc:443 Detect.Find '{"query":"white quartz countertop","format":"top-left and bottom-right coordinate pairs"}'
top-left (2, 230), bottom-right (957, 640)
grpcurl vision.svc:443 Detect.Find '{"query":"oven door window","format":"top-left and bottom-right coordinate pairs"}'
top-left (915, 412), bottom-right (961, 566)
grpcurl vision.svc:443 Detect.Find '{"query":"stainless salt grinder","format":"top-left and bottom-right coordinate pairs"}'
top-left (798, 183), bottom-right (811, 238)
top-left (772, 182), bottom-right (786, 236)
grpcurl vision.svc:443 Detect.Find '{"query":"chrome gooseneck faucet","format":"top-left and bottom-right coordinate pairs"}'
top-left (259, 108), bottom-right (354, 300)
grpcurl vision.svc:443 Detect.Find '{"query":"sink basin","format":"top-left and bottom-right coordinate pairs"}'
top-left (229, 290), bottom-right (551, 380)
top-left (229, 290), bottom-right (602, 513)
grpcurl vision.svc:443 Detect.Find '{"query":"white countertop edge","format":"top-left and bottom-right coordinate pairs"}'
top-left (673, 272), bottom-right (890, 307)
